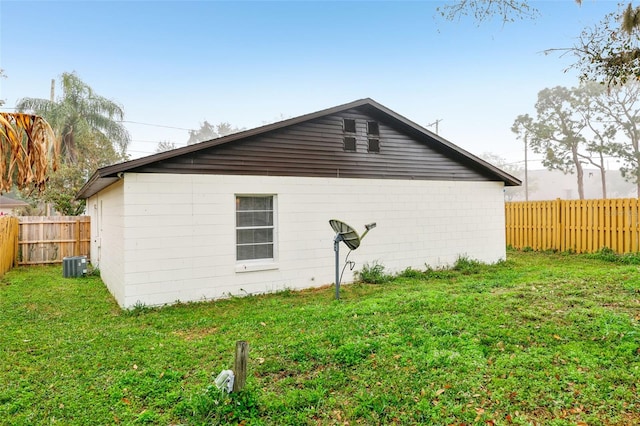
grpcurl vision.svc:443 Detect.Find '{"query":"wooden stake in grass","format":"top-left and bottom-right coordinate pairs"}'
top-left (233, 340), bottom-right (249, 392)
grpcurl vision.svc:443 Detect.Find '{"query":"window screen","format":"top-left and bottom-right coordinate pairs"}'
top-left (236, 196), bottom-right (274, 261)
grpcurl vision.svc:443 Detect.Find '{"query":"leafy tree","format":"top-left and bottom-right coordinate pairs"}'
top-left (261, 113), bottom-right (291, 126)
top-left (17, 72), bottom-right (129, 163)
top-left (35, 127), bottom-right (126, 215)
top-left (480, 152), bottom-right (534, 201)
top-left (37, 164), bottom-right (87, 215)
top-left (570, 6), bottom-right (640, 87)
top-left (511, 114), bottom-right (534, 201)
top-left (513, 86), bottom-right (602, 200)
top-left (514, 83), bottom-right (638, 200)
top-left (187, 121), bottom-right (241, 145)
top-left (15, 72), bottom-right (129, 214)
top-left (439, 1), bottom-right (640, 86)
top-left (527, 86), bottom-right (588, 199)
top-left (437, 0), bottom-right (538, 24)
top-left (590, 82), bottom-right (640, 196)
top-left (572, 82), bottom-right (618, 198)
top-left (156, 140), bottom-right (178, 153)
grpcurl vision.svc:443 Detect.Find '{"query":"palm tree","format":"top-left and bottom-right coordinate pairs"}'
top-left (16, 72), bottom-right (130, 163)
top-left (0, 112), bottom-right (57, 193)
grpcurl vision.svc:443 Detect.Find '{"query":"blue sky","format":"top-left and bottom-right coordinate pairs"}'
top-left (0, 0), bottom-right (620, 165)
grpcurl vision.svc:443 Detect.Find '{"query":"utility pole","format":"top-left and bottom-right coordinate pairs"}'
top-left (426, 119), bottom-right (443, 135)
top-left (47, 78), bottom-right (55, 217)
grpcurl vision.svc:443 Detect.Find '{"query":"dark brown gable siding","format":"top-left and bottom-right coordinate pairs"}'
top-left (129, 108), bottom-right (496, 182)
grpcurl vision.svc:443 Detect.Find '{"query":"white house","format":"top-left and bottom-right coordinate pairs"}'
top-left (77, 99), bottom-right (519, 308)
top-left (0, 195), bottom-right (28, 216)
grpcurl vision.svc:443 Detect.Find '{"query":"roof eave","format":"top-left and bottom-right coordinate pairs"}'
top-left (76, 170), bottom-right (120, 200)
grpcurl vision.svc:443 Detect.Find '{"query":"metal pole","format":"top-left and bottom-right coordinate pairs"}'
top-left (334, 235), bottom-right (341, 299)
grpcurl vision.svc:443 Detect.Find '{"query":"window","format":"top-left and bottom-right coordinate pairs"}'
top-left (344, 136), bottom-right (357, 152)
top-left (368, 138), bottom-right (380, 153)
top-left (236, 196), bottom-right (274, 261)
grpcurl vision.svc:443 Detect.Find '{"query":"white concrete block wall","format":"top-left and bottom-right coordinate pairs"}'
top-left (87, 179), bottom-right (125, 304)
top-left (105, 173), bottom-right (506, 308)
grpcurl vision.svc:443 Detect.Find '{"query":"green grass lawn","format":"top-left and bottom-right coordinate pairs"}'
top-left (1, 251), bottom-right (638, 425)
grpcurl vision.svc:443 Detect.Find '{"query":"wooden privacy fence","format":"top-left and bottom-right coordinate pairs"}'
top-left (18, 216), bottom-right (90, 265)
top-left (0, 216), bottom-right (19, 277)
top-left (506, 198), bottom-right (640, 254)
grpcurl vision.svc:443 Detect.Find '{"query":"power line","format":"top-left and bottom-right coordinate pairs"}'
top-left (130, 139), bottom-right (186, 145)
top-left (2, 110), bottom-right (197, 132)
top-left (118, 120), bottom-right (194, 131)
top-left (0, 111), bottom-right (197, 132)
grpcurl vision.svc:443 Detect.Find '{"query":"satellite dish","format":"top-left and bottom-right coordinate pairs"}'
top-left (329, 219), bottom-right (377, 299)
top-left (329, 219), bottom-right (361, 250)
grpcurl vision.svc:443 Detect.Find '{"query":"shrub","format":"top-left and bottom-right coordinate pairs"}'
top-left (588, 247), bottom-right (640, 265)
top-left (423, 266), bottom-right (457, 280)
top-left (357, 261), bottom-right (392, 284)
top-left (589, 247), bottom-right (618, 262)
top-left (182, 384), bottom-right (261, 425)
top-left (620, 252), bottom-right (640, 264)
top-left (87, 266), bottom-right (100, 277)
top-left (398, 267), bottom-right (424, 279)
top-left (452, 255), bottom-right (483, 275)
top-left (122, 301), bottom-right (154, 317)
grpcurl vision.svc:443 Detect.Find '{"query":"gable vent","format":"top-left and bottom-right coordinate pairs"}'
top-left (367, 121), bottom-right (379, 136)
top-left (344, 137), bottom-right (357, 152)
top-left (343, 118), bottom-right (356, 133)
top-left (368, 138), bottom-right (380, 153)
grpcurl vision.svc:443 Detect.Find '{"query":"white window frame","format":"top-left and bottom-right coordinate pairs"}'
top-left (235, 194), bottom-right (278, 272)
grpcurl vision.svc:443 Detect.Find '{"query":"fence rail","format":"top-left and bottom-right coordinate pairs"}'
top-left (0, 216), bottom-right (19, 277)
top-left (18, 216), bottom-right (90, 265)
top-left (506, 198), bottom-right (640, 254)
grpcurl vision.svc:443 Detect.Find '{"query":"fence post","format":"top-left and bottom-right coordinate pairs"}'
top-left (74, 218), bottom-right (81, 256)
top-left (13, 218), bottom-right (18, 267)
top-left (551, 200), bottom-right (556, 250)
top-left (233, 340), bottom-right (249, 392)
top-left (0, 217), bottom-right (19, 276)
